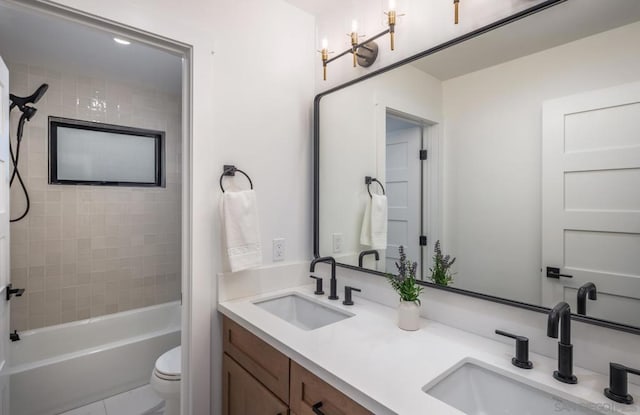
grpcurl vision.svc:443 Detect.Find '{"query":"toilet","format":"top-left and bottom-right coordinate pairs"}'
top-left (150, 346), bottom-right (181, 415)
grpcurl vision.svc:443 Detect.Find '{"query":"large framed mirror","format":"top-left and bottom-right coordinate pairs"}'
top-left (314, 0), bottom-right (640, 334)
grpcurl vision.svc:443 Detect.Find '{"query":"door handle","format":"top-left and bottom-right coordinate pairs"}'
top-left (546, 267), bottom-right (573, 279)
top-left (6, 284), bottom-right (25, 301)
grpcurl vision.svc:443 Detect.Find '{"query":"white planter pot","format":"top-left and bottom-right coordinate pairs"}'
top-left (397, 300), bottom-right (421, 331)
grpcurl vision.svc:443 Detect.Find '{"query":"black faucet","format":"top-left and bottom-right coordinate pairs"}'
top-left (310, 256), bottom-right (338, 300)
top-left (358, 250), bottom-right (379, 267)
top-left (577, 282), bottom-right (597, 316)
top-left (604, 362), bottom-right (640, 404)
top-left (547, 302), bottom-right (577, 384)
top-left (342, 286), bottom-right (361, 306)
top-left (495, 330), bottom-right (533, 369)
top-left (309, 275), bottom-right (325, 295)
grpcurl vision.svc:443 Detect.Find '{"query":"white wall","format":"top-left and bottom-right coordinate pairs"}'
top-left (441, 21), bottom-right (640, 305)
top-left (319, 64), bottom-right (441, 263)
top-left (313, 0), bottom-right (549, 91)
top-left (36, 0), bottom-right (315, 414)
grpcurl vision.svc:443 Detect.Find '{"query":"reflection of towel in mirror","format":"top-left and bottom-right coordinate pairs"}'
top-left (222, 190), bottom-right (262, 272)
top-left (360, 194), bottom-right (387, 250)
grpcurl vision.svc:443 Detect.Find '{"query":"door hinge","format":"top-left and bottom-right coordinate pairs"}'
top-left (419, 235), bottom-right (427, 246)
top-left (419, 149), bottom-right (428, 160)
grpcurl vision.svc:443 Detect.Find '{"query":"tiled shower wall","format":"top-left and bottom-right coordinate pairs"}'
top-left (7, 62), bottom-right (182, 331)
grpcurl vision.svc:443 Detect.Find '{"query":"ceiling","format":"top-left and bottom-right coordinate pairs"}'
top-left (411, 0), bottom-right (640, 81)
top-left (283, 0), bottom-right (341, 17)
top-left (0, 2), bottom-right (182, 94)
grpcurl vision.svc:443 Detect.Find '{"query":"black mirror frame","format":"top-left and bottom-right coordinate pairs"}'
top-left (312, 0), bottom-right (640, 337)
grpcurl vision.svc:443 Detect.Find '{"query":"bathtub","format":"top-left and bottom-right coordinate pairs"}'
top-left (9, 301), bottom-right (181, 415)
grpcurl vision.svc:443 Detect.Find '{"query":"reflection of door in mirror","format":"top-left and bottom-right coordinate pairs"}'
top-left (385, 115), bottom-right (423, 276)
top-left (318, 64), bottom-right (443, 272)
top-left (542, 82), bottom-right (640, 327)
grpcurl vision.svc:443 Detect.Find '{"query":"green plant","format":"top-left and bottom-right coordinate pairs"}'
top-left (429, 240), bottom-right (456, 286)
top-left (387, 246), bottom-right (423, 305)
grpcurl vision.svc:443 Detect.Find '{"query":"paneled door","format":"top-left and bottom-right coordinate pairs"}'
top-left (0, 56), bottom-right (10, 414)
top-left (542, 82), bottom-right (640, 327)
top-left (385, 125), bottom-right (422, 274)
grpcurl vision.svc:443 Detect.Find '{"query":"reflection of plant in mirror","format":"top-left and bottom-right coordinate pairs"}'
top-left (387, 246), bottom-right (423, 304)
top-left (430, 240), bottom-right (456, 286)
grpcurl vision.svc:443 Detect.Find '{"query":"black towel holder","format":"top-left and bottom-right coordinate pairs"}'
top-left (365, 176), bottom-right (385, 198)
top-left (220, 165), bottom-right (253, 193)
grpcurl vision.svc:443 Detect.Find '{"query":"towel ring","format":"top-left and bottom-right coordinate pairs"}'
top-left (220, 165), bottom-right (253, 193)
top-left (365, 176), bottom-right (385, 198)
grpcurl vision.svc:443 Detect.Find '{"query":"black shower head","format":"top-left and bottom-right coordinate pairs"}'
top-left (22, 106), bottom-right (38, 121)
top-left (9, 83), bottom-right (49, 111)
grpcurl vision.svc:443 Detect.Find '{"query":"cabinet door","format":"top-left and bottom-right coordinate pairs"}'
top-left (223, 353), bottom-right (288, 415)
top-left (223, 316), bottom-right (290, 403)
top-left (290, 361), bottom-right (372, 415)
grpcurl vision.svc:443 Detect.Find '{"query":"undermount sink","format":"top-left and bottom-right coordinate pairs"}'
top-left (424, 360), bottom-right (603, 415)
top-left (253, 293), bottom-right (353, 330)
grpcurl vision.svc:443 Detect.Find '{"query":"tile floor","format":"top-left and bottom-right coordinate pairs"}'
top-left (59, 384), bottom-right (164, 415)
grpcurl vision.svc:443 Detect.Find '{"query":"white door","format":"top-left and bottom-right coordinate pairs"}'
top-left (542, 82), bottom-right (640, 327)
top-left (0, 57), bottom-right (10, 414)
top-left (385, 125), bottom-right (422, 274)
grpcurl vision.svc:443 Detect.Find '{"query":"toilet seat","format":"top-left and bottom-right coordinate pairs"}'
top-left (154, 346), bottom-right (181, 380)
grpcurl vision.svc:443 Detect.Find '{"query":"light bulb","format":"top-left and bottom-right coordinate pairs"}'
top-left (321, 38), bottom-right (328, 50)
top-left (351, 19), bottom-right (358, 33)
top-left (389, 0), bottom-right (396, 11)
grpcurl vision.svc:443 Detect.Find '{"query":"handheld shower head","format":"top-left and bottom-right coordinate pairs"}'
top-left (9, 83), bottom-right (49, 111)
top-left (22, 106), bottom-right (38, 121)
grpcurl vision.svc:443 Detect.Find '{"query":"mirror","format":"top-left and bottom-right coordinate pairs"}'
top-left (316, 0), bottom-right (640, 330)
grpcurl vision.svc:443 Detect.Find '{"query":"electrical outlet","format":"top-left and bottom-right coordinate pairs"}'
top-left (272, 238), bottom-right (285, 261)
top-left (332, 233), bottom-right (343, 253)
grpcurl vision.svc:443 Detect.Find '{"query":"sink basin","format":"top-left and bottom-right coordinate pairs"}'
top-left (424, 360), bottom-right (603, 415)
top-left (253, 293), bottom-right (353, 330)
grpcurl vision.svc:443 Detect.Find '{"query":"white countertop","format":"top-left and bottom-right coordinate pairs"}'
top-left (218, 284), bottom-right (640, 415)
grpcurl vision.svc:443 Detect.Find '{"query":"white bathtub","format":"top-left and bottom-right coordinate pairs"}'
top-left (9, 302), bottom-right (181, 415)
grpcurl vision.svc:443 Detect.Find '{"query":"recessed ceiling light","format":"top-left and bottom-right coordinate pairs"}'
top-left (113, 37), bottom-right (131, 45)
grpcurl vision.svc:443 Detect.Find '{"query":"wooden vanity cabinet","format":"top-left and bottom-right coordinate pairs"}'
top-left (223, 354), bottom-right (289, 415)
top-left (290, 361), bottom-right (372, 415)
top-left (222, 315), bottom-right (372, 415)
top-left (223, 316), bottom-right (290, 403)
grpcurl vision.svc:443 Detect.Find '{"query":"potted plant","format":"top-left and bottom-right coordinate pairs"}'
top-left (429, 240), bottom-right (456, 286)
top-left (387, 246), bottom-right (423, 331)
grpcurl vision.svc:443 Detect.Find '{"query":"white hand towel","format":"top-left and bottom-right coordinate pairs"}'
top-left (360, 199), bottom-right (372, 246)
top-left (222, 190), bottom-right (262, 272)
top-left (370, 194), bottom-right (388, 250)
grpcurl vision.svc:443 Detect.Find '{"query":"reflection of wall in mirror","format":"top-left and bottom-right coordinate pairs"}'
top-left (319, 64), bottom-right (442, 269)
top-left (441, 21), bottom-right (640, 305)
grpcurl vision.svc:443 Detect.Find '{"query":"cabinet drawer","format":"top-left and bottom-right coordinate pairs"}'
top-left (223, 353), bottom-right (289, 415)
top-left (223, 315), bottom-right (290, 403)
top-left (290, 361), bottom-right (372, 415)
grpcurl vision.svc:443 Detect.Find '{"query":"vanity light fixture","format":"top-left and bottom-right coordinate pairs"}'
top-left (318, 0), bottom-right (402, 80)
top-left (454, 0), bottom-right (460, 24)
